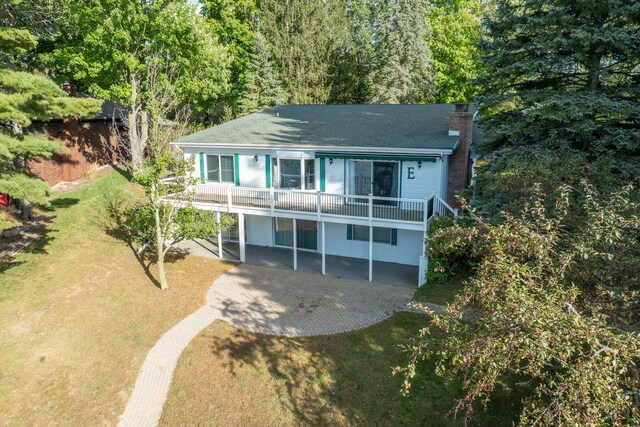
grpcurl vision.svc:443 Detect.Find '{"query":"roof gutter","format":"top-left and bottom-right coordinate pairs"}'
top-left (170, 141), bottom-right (454, 156)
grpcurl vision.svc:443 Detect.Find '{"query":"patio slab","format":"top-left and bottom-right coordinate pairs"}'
top-left (178, 238), bottom-right (418, 288)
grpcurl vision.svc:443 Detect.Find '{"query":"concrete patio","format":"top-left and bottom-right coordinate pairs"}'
top-left (177, 238), bottom-right (418, 288)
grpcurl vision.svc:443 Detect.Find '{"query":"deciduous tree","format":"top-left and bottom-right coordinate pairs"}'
top-left (41, 0), bottom-right (230, 170)
top-left (427, 0), bottom-right (483, 103)
top-left (399, 184), bottom-right (640, 425)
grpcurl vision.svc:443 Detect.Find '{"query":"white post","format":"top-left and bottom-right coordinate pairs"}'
top-left (368, 224), bottom-right (373, 282)
top-left (269, 187), bottom-right (275, 215)
top-left (321, 221), bottom-right (326, 275)
top-left (227, 186), bottom-right (232, 209)
top-left (292, 218), bottom-right (297, 271)
top-left (368, 193), bottom-right (373, 282)
top-left (216, 211), bottom-right (223, 259)
top-left (316, 191), bottom-right (322, 220)
top-left (238, 212), bottom-right (245, 262)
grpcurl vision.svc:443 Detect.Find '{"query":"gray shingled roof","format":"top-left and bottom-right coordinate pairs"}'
top-left (176, 104), bottom-right (469, 150)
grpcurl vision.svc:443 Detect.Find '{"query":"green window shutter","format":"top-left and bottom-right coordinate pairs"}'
top-left (320, 157), bottom-right (326, 192)
top-left (233, 154), bottom-right (240, 186)
top-left (398, 161), bottom-right (403, 198)
top-left (391, 229), bottom-right (398, 246)
top-left (199, 152), bottom-right (205, 183)
top-left (346, 224), bottom-right (353, 240)
top-left (265, 154), bottom-right (271, 187)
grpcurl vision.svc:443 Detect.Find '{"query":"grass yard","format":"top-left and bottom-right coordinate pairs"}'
top-left (161, 314), bottom-right (522, 426)
top-left (0, 170), bottom-right (235, 425)
top-left (413, 273), bottom-right (468, 306)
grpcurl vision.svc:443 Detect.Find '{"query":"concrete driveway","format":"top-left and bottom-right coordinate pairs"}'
top-left (207, 263), bottom-right (415, 337)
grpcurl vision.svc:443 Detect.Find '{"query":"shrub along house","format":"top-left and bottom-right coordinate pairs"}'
top-left (171, 104), bottom-right (476, 285)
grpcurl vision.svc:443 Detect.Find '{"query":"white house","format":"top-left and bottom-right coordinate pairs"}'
top-left (171, 104), bottom-right (476, 286)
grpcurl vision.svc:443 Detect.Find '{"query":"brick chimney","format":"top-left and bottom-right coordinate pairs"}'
top-left (447, 103), bottom-right (474, 207)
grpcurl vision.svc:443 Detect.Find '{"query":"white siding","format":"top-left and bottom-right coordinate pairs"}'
top-left (238, 154), bottom-right (266, 188)
top-left (400, 159), bottom-right (443, 199)
top-left (246, 216), bottom-right (273, 246)
top-left (324, 158), bottom-right (345, 194)
top-left (440, 155), bottom-right (449, 199)
top-left (321, 223), bottom-right (421, 266)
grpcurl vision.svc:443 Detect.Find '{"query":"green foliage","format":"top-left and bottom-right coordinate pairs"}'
top-left (238, 32), bottom-right (282, 114)
top-left (327, 0), bottom-right (376, 104)
top-left (476, 0), bottom-right (640, 160)
top-left (426, 216), bottom-right (479, 283)
top-left (42, 0), bottom-right (230, 114)
top-left (122, 148), bottom-right (233, 288)
top-left (201, 0), bottom-right (258, 115)
top-left (259, 0), bottom-right (348, 104)
top-left (427, 0), bottom-right (483, 103)
top-left (0, 0), bottom-right (101, 207)
top-left (400, 184), bottom-right (640, 425)
top-left (368, 0), bottom-right (436, 103)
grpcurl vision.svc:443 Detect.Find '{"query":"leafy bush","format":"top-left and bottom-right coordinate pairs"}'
top-left (426, 215), bottom-right (481, 283)
top-left (399, 183), bottom-right (640, 425)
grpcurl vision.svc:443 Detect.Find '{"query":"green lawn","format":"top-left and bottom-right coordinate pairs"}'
top-left (0, 170), bottom-right (235, 425)
top-left (0, 170), bottom-right (520, 426)
top-left (413, 273), bottom-right (468, 306)
top-left (161, 314), bottom-right (521, 426)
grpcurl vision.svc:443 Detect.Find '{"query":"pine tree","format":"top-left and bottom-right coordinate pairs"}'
top-left (0, 0), bottom-right (100, 219)
top-left (476, 0), bottom-right (640, 160)
top-left (259, 0), bottom-right (348, 104)
top-left (368, 0), bottom-right (437, 104)
top-left (238, 32), bottom-right (282, 114)
top-left (328, 0), bottom-right (376, 104)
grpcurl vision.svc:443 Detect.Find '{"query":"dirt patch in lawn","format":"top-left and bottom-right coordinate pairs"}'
top-left (0, 170), bottom-right (236, 426)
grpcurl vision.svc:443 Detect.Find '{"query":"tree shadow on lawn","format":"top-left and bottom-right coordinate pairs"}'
top-left (206, 313), bottom-right (523, 426)
top-left (0, 203), bottom-right (69, 274)
top-left (100, 196), bottom-right (188, 289)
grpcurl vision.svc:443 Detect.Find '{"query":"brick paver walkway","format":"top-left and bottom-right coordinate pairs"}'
top-left (118, 263), bottom-right (415, 427)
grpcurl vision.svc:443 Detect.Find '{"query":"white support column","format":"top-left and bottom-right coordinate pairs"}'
top-left (368, 224), bottom-right (373, 282)
top-left (238, 212), bottom-right (246, 262)
top-left (216, 211), bottom-right (223, 259)
top-left (321, 221), bottom-right (326, 275)
top-left (368, 193), bottom-right (373, 282)
top-left (292, 218), bottom-right (297, 271)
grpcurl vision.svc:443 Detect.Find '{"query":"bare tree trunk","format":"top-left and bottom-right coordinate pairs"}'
top-left (128, 75), bottom-right (144, 171)
top-left (154, 202), bottom-right (169, 290)
top-left (20, 199), bottom-right (32, 220)
top-left (140, 109), bottom-right (149, 151)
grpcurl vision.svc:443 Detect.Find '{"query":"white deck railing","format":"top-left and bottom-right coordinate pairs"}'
top-left (168, 184), bottom-right (458, 225)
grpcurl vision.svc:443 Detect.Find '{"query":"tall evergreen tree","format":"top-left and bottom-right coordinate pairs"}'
top-left (0, 0), bottom-right (100, 219)
top-left (472, 0), bottom-right (640, 215)
top-left (259, 0), bottom-right (348, 104)
top-left (476, 0), bottom-right (640, 160)
top-left (328, 0), bottom-right (377, 104)
top-left (427, 0), bottom-right (483, 103)
top-left (238, 32), bottom-right (282, 114)
top-left (368, 0), bottom-right (437, 104)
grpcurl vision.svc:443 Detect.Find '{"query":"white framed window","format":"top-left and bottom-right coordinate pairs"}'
top-left (274, 158), bottom-right (315, 190)
top-left (347, 224), bottom-right (397, 245)
top-left (346, 160), bottom-right (398, 198)
top-left (207, 155), bottom-right (235, 183)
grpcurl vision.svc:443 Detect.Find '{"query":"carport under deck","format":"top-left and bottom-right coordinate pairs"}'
top-left (179, 238), bottom-right (418, 288)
